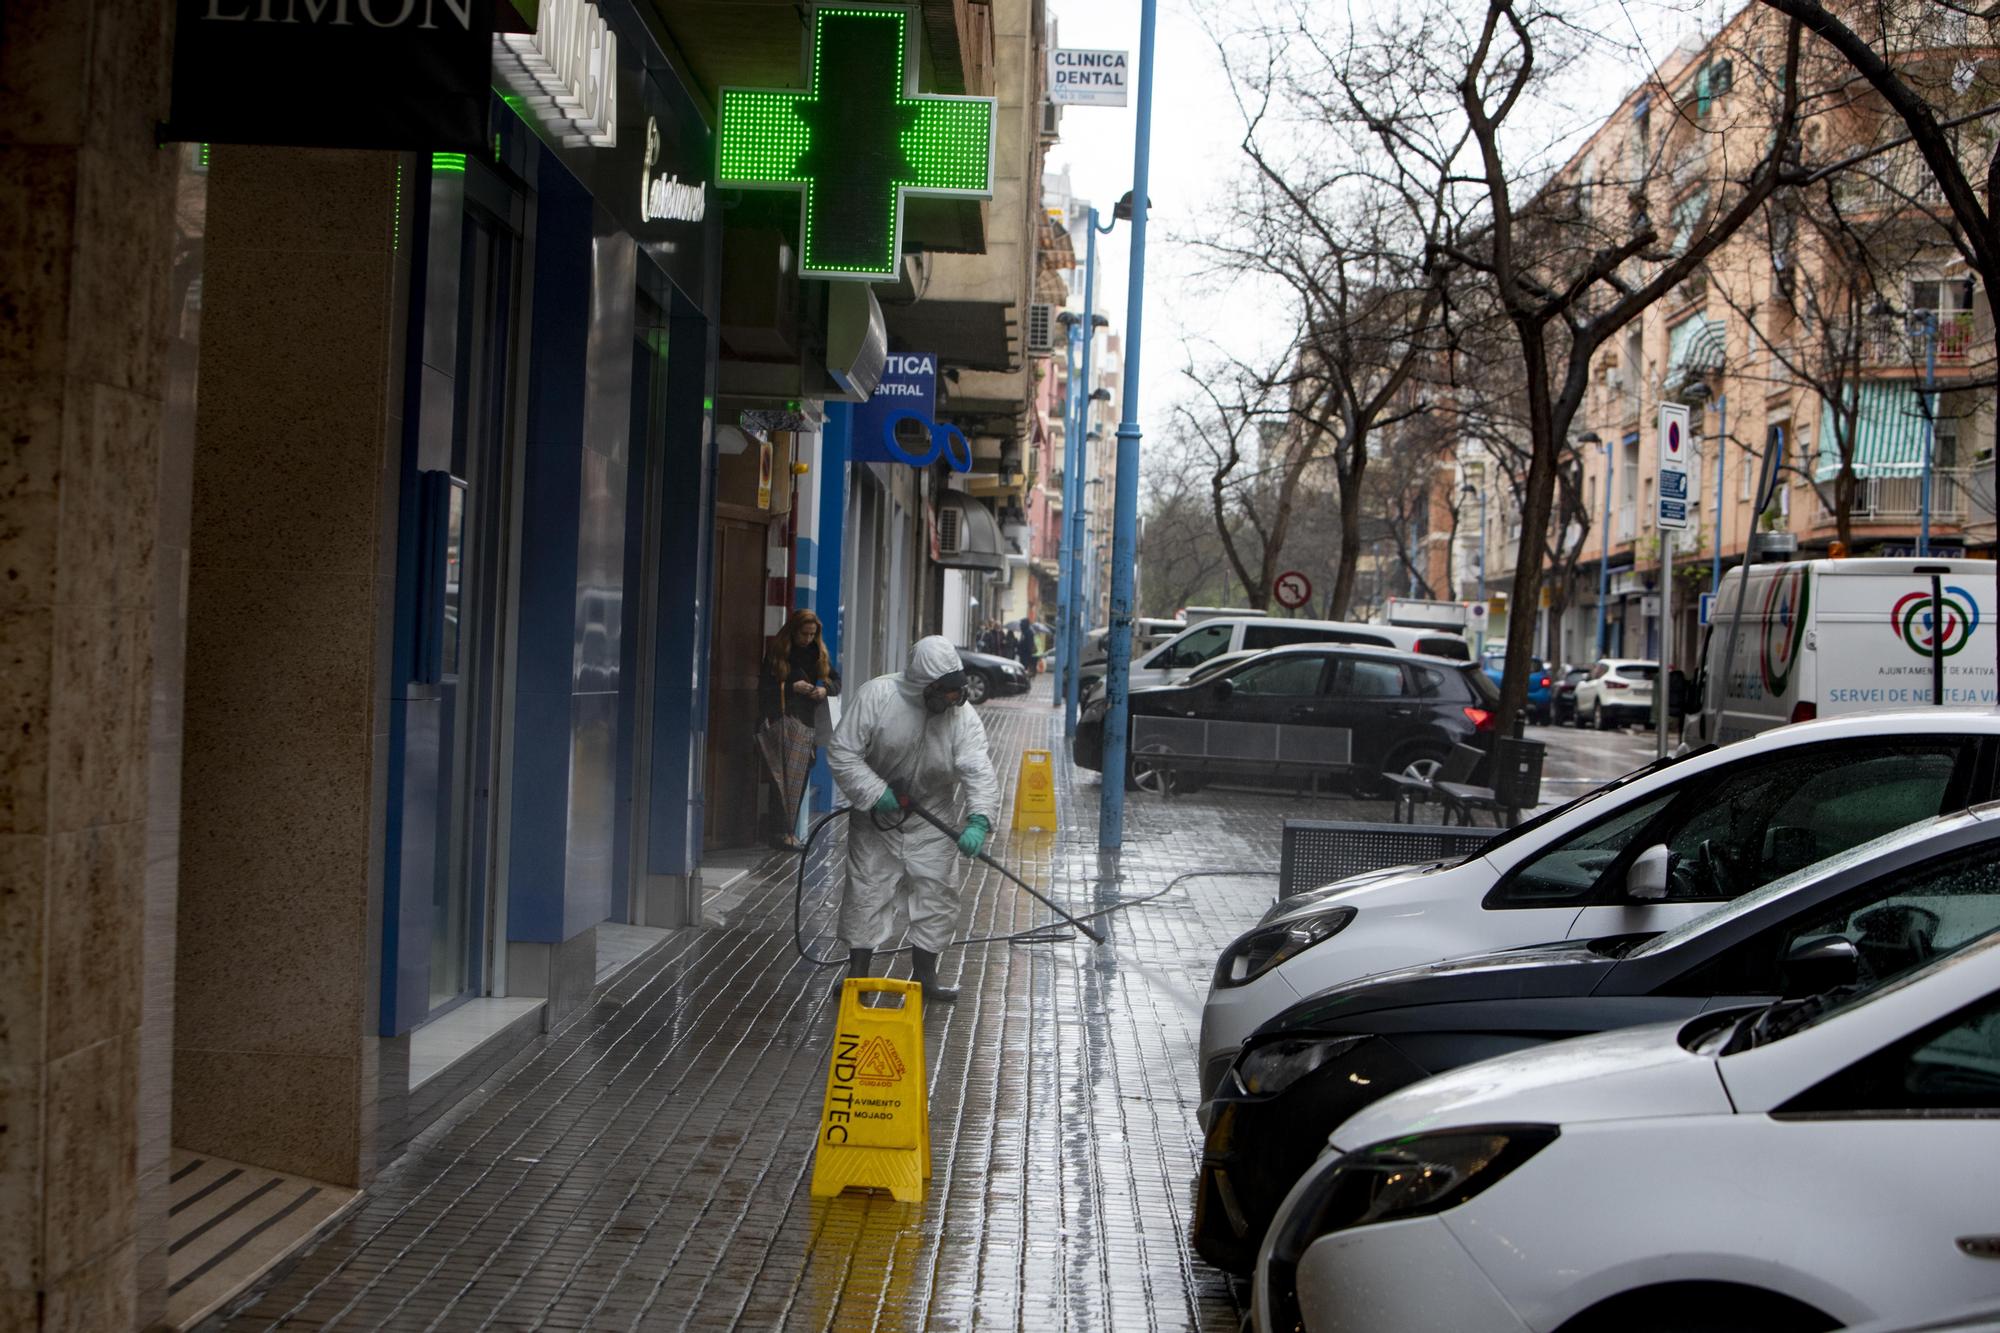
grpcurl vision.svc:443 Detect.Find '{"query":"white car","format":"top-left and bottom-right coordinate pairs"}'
top-left (1198, 709), bottom-right (2000, 1112)
top-left (1572, 657), bottom-right (1659, 730)
top-left (1255, 912), bottom-right (2000, 1332)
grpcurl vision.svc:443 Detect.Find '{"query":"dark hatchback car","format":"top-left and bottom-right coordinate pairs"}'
top-left (957, 649), bottom-right (1032, 704)
top-left (1551, 664), bottom-right (1590, 725)
top-left (1071, 645), bottom-right (1499, 792)
top-left (1191, 808), bottom-right (2000, 1275)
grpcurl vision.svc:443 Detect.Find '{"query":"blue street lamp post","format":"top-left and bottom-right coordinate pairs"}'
top-left (1062, 232), bottom-right (1107, 739)
top-left (1581, 433), bottom-right (1608, 657)
top-left (1711, 394), bottom-right (1727, 594)
top-left (1917, 312), bottom-right (1940, 558)
top-left (1055, 314), bottom-right (1081, 713)
top-left (1098, 0), bottom-right (1159, 852)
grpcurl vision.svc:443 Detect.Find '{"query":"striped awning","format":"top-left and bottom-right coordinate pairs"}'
top-left (1815, 381), bottom-right (1936, 480)
top-left (1668, 313), bottom-right (1726, 376)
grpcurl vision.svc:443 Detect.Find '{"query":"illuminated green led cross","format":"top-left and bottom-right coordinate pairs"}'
top-left (717, 5), bottom-right (996, 280)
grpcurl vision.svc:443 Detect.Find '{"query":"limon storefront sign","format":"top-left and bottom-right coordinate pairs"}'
top-left (163, 0), bottom-right (493, 149)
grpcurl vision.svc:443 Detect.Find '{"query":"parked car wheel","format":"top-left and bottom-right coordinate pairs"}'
top-left (1592, 700), bottom-right (1608, 730)
top-left (1127, 743), bottom-right (1184, 795)
top-left (962, 670), bottom-right (992, 705)
top-left (1383, 742), bottom-right (1450, 785)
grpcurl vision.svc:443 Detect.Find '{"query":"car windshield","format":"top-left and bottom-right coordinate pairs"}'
top-left (1626, 819), bottom-right (1960, 960)
top-left (1471, 747), bottom-right (1707, 857)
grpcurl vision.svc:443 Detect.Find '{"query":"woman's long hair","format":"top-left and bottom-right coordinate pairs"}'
top-left (767, 609), bottom-right (831, 683)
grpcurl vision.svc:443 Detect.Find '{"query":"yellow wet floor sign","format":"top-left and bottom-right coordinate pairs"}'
top-left (811, 978), bottom-right (931, 1202)
top-left (1011, 749), bottom-right (1057, 831)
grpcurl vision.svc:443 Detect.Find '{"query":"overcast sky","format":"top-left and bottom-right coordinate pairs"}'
top-left (1043, 0), bottom-right (1729, 462)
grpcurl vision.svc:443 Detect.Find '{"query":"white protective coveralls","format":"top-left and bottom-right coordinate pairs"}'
top-left (827, 637), bottom-right (1001, 952)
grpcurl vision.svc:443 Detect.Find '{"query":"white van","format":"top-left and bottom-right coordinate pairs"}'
top-left (1078, 615), bottom-right (1471, 702)
top-left (1182, 606), bottom-right (1267, 625)
top-left (1686, 557), bottom-right (1997, 747)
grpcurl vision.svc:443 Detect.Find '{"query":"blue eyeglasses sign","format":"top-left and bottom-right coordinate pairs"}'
top-left (852, 351), bottom-right (972, 472)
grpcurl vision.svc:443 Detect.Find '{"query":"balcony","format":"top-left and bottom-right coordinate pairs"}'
top-left (1861, 312), bottom-right (1978, 366)
top-left (1811, 468), bottom-right (1973, 525)
top-left (1838, 146), bottom-right (1950, 213)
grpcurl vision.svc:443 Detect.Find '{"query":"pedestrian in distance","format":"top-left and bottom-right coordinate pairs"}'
top-left (758, 609), bottom-right (840, 852)
top-left (827, 636), bottom-right (1000, 1003)
top-left (1015, 618), bottom-right (1037, 676)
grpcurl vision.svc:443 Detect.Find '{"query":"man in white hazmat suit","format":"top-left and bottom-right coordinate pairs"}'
top-left (827, 636), bottom-right (1000, 1003)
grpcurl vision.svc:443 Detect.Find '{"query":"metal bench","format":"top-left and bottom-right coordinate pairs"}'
top-left (1278, 819), bottom-right (1498, 898)
top-left (1129, 714), bottom-right (1352, 795)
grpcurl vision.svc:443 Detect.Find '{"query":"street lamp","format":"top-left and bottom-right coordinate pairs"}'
top-left (1459, 480), bottom-right (1487, 650)
top-left (1680, 379), bottom-right (1727, 595)
top-left (1910, 309), bottom-right (1942, 557)
top-left (1577, 431), bottom-right (1608, 658)
top-left (1054, 312), bottom-right (1113, 730)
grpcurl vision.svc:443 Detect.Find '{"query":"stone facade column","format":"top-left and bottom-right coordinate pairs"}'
top-left (0, 1), bottom-right (187, 1327)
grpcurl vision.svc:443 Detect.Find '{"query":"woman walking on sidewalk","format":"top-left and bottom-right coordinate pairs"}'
top-left (759, 610), bottom-right (839, 851)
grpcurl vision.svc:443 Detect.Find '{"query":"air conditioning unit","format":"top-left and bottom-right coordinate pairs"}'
top-left (1040, 99), bottom-right (1062, 141)
top-left (1603, 366), bottom-right (1625, 390)
top-left (1025, 302), bottom-right (1055, 356)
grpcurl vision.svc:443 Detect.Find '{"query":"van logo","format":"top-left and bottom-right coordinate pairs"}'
top-left (1892, 587), bottom-right (1980, 658)
top-left (1760, 568), bottom-right (1810, 694)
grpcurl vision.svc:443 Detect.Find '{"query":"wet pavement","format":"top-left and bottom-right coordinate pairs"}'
top-left (208, 683), bottom-right (1655, 1331)
top-left (210, 683), bottom-right (1290, 1331)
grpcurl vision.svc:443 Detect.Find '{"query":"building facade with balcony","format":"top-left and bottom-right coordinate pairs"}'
top-left (1540, 2), bottom-right (1996, 673)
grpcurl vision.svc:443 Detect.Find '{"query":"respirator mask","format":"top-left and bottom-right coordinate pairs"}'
top-left (923, 671), bottom-right (969, 715)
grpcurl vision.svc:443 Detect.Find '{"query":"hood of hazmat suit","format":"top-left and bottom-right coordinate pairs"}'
top-left (826, 636), bottom-right (1002, 952)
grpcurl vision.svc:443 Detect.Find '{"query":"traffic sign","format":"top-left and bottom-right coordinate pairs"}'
top-left (1656, 403), bottom-right (1691, 532)
top-left (1273, 570), bottom-right (1312, 609)
top-left (1699, 591), bottom-right (1715, 626)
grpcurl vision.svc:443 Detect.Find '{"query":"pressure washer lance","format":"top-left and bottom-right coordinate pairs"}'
top-left (890, 794), bottom-right (1107, 944)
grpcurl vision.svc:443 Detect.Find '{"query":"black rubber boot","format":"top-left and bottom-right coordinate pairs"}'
top-left (910, 948), bottom-right (958, 1004)
top-left (844, 948), bottom-right (872, 988)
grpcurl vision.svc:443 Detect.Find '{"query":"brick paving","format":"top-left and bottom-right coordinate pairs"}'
top-left (209, 680), bottom-right (1338, 1332)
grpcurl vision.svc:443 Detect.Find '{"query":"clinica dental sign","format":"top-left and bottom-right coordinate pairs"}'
top-left (1048, 48), bottom-right (1129, 107)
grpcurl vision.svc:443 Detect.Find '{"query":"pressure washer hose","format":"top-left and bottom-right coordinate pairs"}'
top-left (789, 803), bottom-right (1278, 967)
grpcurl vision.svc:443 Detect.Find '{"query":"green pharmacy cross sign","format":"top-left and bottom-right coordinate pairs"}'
top-left (717, 5), bottom-right (996, 280)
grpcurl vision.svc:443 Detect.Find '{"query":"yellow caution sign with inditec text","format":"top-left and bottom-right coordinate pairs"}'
top-left (810, 978), bottom-right (931, 1202)
top-left (1011, 749), bottom-right (1058, 831)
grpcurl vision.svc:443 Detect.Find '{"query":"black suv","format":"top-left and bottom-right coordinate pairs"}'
top-left (1072, 645), bottom-right (1499, 792)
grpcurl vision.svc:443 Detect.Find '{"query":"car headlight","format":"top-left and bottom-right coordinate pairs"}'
top-left (1232, 1035), bottom-right (1368, 1097)
top-left (1212, 907), bottom-right (1356, 989)
top-left (1269, 1126), bottom-right (1559, 1262)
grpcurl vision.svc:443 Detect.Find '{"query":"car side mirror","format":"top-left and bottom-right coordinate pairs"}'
top-left (1626, 844), bottom-right (1672, 900)
top-left (1212, 678), bottom-right (1234, 701)
top-left (1668, 669), bottom-right (1691, 718)
top-left (1780, 934), bottom-right (1860, 997)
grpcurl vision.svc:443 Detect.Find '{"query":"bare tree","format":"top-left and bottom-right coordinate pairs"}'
top-left (1748, 0), bottom-right (2000, 668)
top-left (1193, 20), bottom-right (1459, 618)
top-left (1138, 458), bottom-right (1237, 615)
top-left (1175, 355), bottom-right (1317, 611)
top-left (1302, 0), bottom-right (1811, 729)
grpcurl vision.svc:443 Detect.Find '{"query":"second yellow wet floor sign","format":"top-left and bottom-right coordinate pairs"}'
top-left (811, 978), bottom-right (931, 1202)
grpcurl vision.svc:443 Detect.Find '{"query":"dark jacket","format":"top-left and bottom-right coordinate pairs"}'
top-left (762, 645), bottom-right (841, 726)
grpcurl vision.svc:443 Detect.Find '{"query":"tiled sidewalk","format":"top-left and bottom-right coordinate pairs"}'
top-left (211, 684), bottom-right (1306, 1331)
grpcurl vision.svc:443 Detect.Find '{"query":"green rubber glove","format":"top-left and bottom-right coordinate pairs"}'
top-left (957, 815), bottom-right (991, 858)
top-left (872, 787), bottom-right (902, 815)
